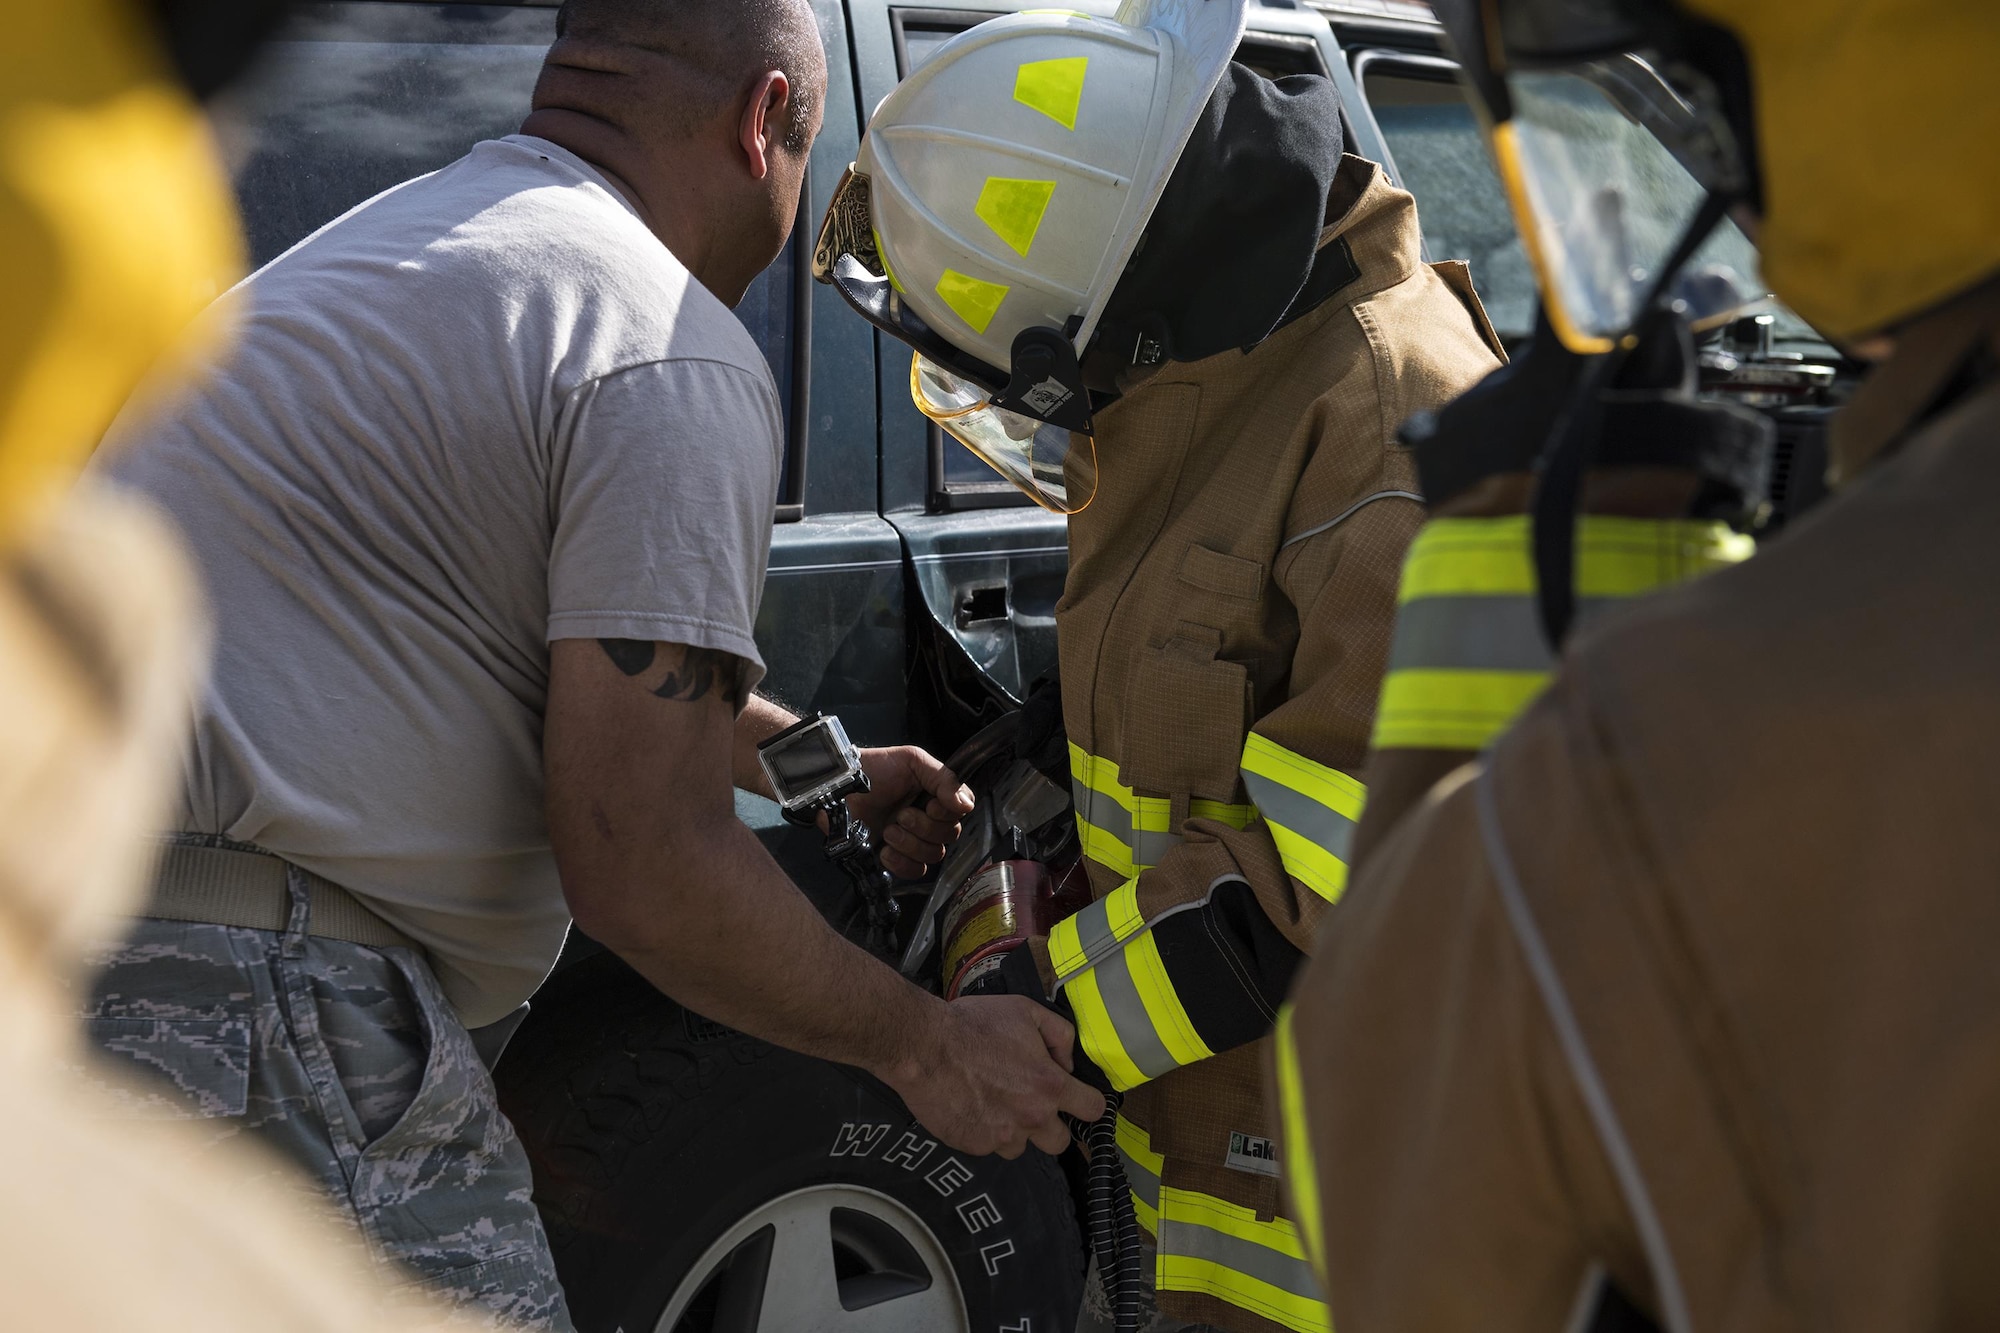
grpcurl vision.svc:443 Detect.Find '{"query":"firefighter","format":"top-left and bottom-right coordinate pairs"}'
top-left (0, 0), bottom-right (461, 1325)
top-left (814, 4), bottom-right (1501, 1329)
top-left (1280, 1), bottom-right (2000, 1329)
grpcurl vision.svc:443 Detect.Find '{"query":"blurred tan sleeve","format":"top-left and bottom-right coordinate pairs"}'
top-left (1282, 761), bottom-right (1647, 1333)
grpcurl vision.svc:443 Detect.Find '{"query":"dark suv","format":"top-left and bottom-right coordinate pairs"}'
top-left (211, 4), bottom-right (1847, 1330)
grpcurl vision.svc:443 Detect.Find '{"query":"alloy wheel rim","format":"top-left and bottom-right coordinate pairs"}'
top-left (656, 1183), bottom-right (969, 1333)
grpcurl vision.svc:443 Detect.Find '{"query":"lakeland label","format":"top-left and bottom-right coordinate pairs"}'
top-left (1225, 1131), bottom-right (1280, 1177)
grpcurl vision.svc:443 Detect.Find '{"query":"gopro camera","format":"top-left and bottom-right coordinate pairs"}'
top-left (757, 713), bottom-right (867, 815)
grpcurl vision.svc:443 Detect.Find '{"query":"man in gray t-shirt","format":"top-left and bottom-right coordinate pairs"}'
top-left (89, 1), bottom-right (1102, 1323)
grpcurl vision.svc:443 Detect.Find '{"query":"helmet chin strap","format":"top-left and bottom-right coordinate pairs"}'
top-left (990, 327), bottom-right (1094, 434)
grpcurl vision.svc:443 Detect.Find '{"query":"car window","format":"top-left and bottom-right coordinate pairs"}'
top-left (1358, 58), bottom-right (1538, 342)
top-left (211, 1), bottom-right (797, 431)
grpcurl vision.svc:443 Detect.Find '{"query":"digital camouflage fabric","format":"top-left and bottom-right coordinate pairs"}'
top-left (84, 897), bottom-right (572, 1325)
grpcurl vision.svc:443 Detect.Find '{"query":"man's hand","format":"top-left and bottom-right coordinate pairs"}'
top-left (886, 995), bottom-right (1107, 1159)
top-left (849, 746), bottom-right (975, 878)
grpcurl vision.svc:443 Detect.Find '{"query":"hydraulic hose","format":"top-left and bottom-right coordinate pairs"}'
top-left (1069, 1093), bottom-right (1141, 1333)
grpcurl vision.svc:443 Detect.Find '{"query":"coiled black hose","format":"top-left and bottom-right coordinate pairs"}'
top-left (1068, 1093), bottom-right (1141, 1333)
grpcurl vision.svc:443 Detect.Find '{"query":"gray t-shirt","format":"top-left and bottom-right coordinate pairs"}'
top-left (104, 136), bottom-right (782, 1025)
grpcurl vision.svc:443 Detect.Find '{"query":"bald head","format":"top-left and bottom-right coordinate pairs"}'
top-left (552, 0), bottom-right (823, 151)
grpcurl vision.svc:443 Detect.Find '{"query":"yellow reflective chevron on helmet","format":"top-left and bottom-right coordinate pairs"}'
top-left (838, 2), bottom-right (1248, 380)
top-left (975, 177), bottom-right (1057, 257)
top-left (1014, 56), bottom-right (1088, 130)
top-left (934, 269), bottom-right (1010, 334)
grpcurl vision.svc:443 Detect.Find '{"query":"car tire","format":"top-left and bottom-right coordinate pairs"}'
top-left (497, 952), bottom-right (1088, 1333)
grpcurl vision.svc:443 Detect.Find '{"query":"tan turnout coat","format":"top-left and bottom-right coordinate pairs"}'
top-left (1285, 283), bottom-right (2000, 1332)
top-left (1044, 154), bottom-right (1502, 1332)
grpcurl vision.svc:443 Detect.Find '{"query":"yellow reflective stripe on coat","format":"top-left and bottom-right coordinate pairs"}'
top-left (1070, 743), bottom-right (1256, 879)
top-left (1117, 1113), bottom-right (1328, 1331)
top-left (1157, 1188), bottom-right (1330, 1333)
top-left (1239, 733), bottom-right (1365, 904)
top-left (1115, 1112), bottom-right (1163, 1236)
top-left (1064, 928), bottom-right (1214, 1091)
top-left (1274, 1004), bottom-right (1327, 1283)
top-left (1047, 878), bottom-right (1145, 982)
top-left (1375, 515), bottom-right (1752, 751)
top-left (1374, 668), bottom-right (1552, 751)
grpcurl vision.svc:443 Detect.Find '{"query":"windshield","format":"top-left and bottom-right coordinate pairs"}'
top-left (1360, 55), bottom-right (1827, 351)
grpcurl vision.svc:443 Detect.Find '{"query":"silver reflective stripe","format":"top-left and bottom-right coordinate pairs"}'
top-left (1156, 1217), bottom-right (1323, 1301)
top-left (1240, 770), bottom-right (1356, 866)
top-left (1389, 594), bottom-right (1626, 674)
top-left (1056, 893), bottom-right (1212, 987)
top-left (1476, 773), bottom-right (1694, 1333)
top-left (1092, 945), bottom-right (1178, 1081)
top-left (1387, 595), bottom-right (1554, 673)
top-left (1073, 775), bottom-right (1130, 843)
top-left (1072, 775), bottom-right (1181, 870)
top-left (1059, 893), bottom-right (1120, 980)
top-left (1074, 775), bottom-right (1148, 855)
top-left (1118, 1141), bottom-right (1161, 1216)
top-left (1280, 489), bottom-right (1425, 550)
top-left (1131, 827), bottom-right (1182, 868)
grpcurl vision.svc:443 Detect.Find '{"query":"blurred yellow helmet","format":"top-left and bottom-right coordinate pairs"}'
top-left (1434, 0), bottom-right (2000, 347)
top-left (0, 0), bottom-right (244, 547)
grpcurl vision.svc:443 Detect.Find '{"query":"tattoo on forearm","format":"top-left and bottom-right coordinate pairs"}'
top-left (597, 639), bottom-right (747, 705)
top-left (653, 646), bottom-right (747, 705)
top-left (600, 639), bottom-right (657, 677)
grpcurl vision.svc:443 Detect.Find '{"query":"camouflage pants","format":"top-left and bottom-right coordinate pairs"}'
top-left (78, 868), bottom-right (573, 1331)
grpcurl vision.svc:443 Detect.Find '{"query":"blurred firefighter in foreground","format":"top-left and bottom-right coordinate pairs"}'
top-left (817, 3), bottom-right (1501, 1328)
top-left (0, 0), bottom-right (460, 1325)
top-left (1281, 1), bottom-right (2000, 1329)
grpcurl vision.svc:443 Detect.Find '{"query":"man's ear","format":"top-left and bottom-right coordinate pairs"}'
top-left (738, 69), bottom-right (792, 182)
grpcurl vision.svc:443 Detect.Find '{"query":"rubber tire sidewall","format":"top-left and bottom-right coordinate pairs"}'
top-left (499, 958), bottom-right (1084, 1333)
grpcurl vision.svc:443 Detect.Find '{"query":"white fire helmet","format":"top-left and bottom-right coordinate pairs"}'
top-left (814, 0), bottom-right (1249, 513)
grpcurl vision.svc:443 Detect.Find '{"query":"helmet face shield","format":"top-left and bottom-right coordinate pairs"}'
top-left (911, 355), bottom-right (1097, 514)
top-left (1436, 0), bottom-right (1767, 353)
top-left (1495, 55), bottom-right (1761, 351)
